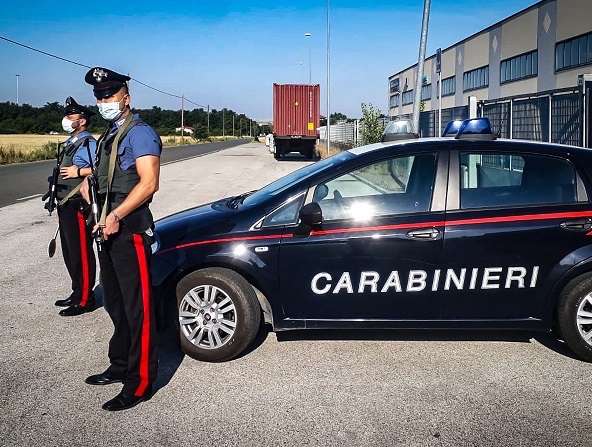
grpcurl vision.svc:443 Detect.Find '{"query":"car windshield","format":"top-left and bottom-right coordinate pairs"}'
top-left (241, 150), bottom-right (356, 206)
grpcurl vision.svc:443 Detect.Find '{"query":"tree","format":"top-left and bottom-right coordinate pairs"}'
top-left (320, 112), bottom-right (349, 126)
top-left (359, 103), bottom-right (385, 146)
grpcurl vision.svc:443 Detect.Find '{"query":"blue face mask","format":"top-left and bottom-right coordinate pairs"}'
top-left (98, 96), bottom-right (126, 121)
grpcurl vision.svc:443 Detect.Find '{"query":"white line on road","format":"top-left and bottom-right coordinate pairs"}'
top-left (17, 194), bottom-right (43, 201)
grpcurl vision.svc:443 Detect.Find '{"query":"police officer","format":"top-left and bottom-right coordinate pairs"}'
top-left (80, 67), bottom-right (161, 411)
top-left (54, 97), bottom-right (97, 317)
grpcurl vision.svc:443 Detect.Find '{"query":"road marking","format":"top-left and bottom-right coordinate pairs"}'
top-left (161, 149), bottom-right (222, 166)
top-left (17, 194), bottom-right (43, 201)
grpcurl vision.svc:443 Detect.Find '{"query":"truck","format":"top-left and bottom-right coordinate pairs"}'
top-left (272, 83), bottom-right (320, 160)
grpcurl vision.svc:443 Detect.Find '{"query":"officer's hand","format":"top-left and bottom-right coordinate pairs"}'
top-left (60, 166), bottom-right (78, 179)
top-left (80, 177), bottom-right (90, 204)
top-left (102, 213), bottom-right (120, 240)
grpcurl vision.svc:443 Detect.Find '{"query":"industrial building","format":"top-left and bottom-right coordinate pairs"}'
top-left (388, 0), bottom-right (592, 147)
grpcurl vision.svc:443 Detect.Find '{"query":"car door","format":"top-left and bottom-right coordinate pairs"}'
top-left (441, 145), bottom-right (591, 322)
top-left (278, 148), bottom-right (448, 323)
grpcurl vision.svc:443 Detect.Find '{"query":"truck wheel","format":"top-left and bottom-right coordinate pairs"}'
top-left (176, 268), bottom-right (261, 362)
top-left (557, 272), bottom-right (592, 362)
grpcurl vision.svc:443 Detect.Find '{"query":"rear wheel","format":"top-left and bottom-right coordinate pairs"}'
top-left (557, 272), bottom-right (592, 362)
top-left (176, 268), bottom-right (261, 362)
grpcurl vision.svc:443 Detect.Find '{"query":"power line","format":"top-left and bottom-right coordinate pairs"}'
top-left (0, 35), bottom-right (209, 110)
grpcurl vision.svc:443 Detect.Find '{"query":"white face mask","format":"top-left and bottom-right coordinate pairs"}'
top-left (61, 117), bottom-right (78, 134)
top-left (98, 96), bottom-right (126, 121)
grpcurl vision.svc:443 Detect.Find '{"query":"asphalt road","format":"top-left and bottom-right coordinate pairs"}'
top-left (1, 141), bottom-right (591, 446)
top-left (0, 138), bottom-right (248, 208)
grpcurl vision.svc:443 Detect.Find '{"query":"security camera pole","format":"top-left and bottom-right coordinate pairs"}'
top-left (411, 0), bottom-right (431, 135)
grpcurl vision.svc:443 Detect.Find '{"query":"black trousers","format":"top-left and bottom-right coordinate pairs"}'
top-left (57, 199), bottom-right (96, 306)
top-left (98, 223), bottom-right (158, 397)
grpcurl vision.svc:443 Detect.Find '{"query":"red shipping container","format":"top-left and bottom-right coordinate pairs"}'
top-left (273, 84), bottom-right (320, 138)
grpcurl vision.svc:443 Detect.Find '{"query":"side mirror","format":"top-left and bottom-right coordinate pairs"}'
top-left (294, 202), bottom-right (322, 237)
top-left (299, 202), bottom-right (322, 225)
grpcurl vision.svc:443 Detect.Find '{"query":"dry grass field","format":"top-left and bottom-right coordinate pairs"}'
top-left (0, 134), bottom-right (248, 153)
top-left (0, 134), bottom-right (254, 164)
top-left (0, 134), bottom-right (68, 154)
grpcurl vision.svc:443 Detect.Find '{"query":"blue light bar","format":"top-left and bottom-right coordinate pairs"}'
top-left (442, 120), bottom-right (464, 137)
top-left (455, 118), bottom-right (496, 140)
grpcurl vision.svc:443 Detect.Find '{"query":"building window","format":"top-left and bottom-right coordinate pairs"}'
top-left (556, 33), bottom-right (592, 70)
top-left (421, 84), bottom-right (432, 101)
top-left (500, 50), bottom-right (538, 83)
top-left (402, 90), bottom-right (414, 105)
top-left (556, 32), bottom-right (592, 71)
top-left (437, 76), bottom-right (455, 97)
top-left (463, 66), bottom-right (489, 92)
top-left (389, 94), bottom-right (400, 108)
top-left (390, 78), bottom-right (400, 93)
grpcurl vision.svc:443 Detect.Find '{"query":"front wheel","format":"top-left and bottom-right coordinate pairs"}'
top-left (176, 268), bottom-right (261, 362)
top-left (557, 272), bottom-right (592, 362)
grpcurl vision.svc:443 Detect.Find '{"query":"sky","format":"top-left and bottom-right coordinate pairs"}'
top-left (0, 0), bottom-right (539, 120)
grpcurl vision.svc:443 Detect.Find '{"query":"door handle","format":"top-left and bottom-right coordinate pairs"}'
top-left (407, 227), bottom-right (441, 240)
top-left (560, 219), bottom-right (592, 231)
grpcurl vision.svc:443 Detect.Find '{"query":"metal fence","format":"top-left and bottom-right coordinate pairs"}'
top-left (318, 117), bottom-right (392, 146)
top-left (481, 88), bottom-right (580, 145)
top-left (389, 87), bottom-right (582, 145)
top-left (322, 86), bottom-right (582, 147)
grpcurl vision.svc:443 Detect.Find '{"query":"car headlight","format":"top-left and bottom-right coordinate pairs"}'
top-left (151, 232), bottom-right (161, 254)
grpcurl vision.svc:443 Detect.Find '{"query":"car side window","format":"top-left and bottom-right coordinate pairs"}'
top-left (459, 152), bottom-right (577, 209)
top-left (313, 153), bottom-right (437, 221)
top-left (262, 194), bottom-right (304, 227)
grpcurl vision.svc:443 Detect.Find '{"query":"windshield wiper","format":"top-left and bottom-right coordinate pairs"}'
top-left (226, 190), bottom-right (256, 209)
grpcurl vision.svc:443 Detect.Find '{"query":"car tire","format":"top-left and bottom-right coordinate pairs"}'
top-left (176, 267), bottom-right (261, 362)
top-left (557, 272), bottom-right (592, 362)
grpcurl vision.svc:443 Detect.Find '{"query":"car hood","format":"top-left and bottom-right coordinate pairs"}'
top-left (154, 199), bottom-right (246, 254)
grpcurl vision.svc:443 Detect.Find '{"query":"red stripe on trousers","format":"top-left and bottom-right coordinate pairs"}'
top-left (133, 233), bottom-right (151, 397)
top-left (77, 210), bottom-right (90, 306)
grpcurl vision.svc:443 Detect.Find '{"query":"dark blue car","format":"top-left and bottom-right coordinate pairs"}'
top-left (151, 118), bottom-right (592, 362)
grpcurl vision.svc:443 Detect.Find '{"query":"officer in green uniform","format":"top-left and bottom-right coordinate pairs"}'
top-left (53, 97), bottom-right (97, 317)
top-left (80, 67), bottom-right (161, 412)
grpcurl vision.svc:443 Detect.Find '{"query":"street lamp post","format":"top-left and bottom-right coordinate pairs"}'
top-left (411, 0), bottom-right (431, 135)
top-left (305, 33), bottom-right (311, 84)
top-left (16, 74), bottom-right (19, 105)
top-left (326, 1), bottom-right (331, 156)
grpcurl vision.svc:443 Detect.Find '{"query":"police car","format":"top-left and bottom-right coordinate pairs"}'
top-left (151, 118), bottom-right (592, 363)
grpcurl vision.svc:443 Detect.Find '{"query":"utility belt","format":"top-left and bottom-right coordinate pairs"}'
top-left (99, 193), bottom-right (154, 234)
top-left (57, 196), bottom-right (88, 211)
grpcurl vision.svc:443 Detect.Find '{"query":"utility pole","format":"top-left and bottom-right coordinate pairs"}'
top-left (207, 105), bottom-right (210, 135)
top-left (223, 108), bottom-right (225, 137)
top-left (181, 95), bottom-right (185, 143)
top-left (16, 74), bottom-right (19, 105)
top-left (232, 113), bottom-right (235, 137)
top-left (305, 33), bottom-right (312, 84)
top-left (436, 48), bottom-right (442, 136)
top-left (412, 0), bottom-right (431, 135)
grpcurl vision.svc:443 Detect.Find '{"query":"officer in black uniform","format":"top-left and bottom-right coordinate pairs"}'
top-left (53, 97), bottom-right (97, 317)
top-left (80, 67), bottom-right (161, 412)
